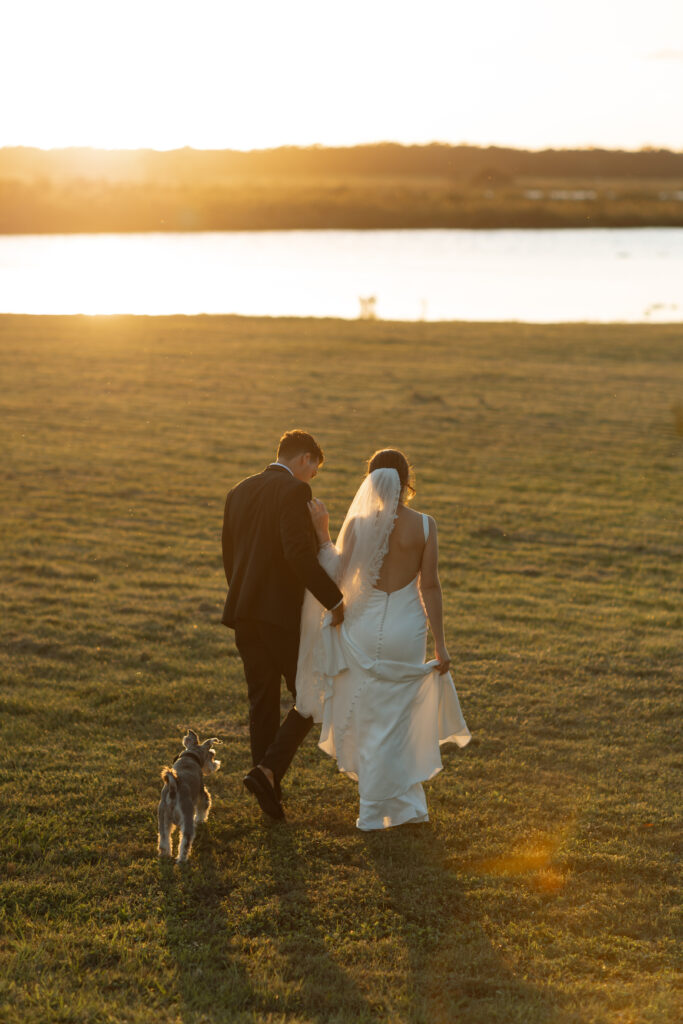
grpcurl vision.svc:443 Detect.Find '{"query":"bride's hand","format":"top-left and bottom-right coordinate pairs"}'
top-left (435, 644), bottom-right (451, 675)
top-left (307, 498), bottom-right (331, 545)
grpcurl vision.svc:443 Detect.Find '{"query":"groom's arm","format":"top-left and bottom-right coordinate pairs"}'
top-left (280, 488), bottom-right (343, 609)
top-left (221, 492), bottom-right (234, 584)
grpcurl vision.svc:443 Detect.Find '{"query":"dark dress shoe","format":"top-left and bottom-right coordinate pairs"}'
top-left (243, 767), bottom-right (285, 820)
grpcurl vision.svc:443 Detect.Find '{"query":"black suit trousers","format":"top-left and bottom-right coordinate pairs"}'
top-left (234, 620), bottom-right (313, 783)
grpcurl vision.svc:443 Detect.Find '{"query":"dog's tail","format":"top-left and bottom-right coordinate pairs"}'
top-left (160, 767), bottom-right (178, 801)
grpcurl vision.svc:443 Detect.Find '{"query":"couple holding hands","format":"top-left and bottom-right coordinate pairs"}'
top-left (222, 430), bottom-right (470, 830)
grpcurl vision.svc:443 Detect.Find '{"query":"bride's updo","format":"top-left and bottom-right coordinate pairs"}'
top-left (367, 448), bottom-right (415, 503)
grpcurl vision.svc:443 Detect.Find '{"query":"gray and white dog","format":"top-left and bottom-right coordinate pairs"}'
top-left (157, 729), bottom-right (221, 861)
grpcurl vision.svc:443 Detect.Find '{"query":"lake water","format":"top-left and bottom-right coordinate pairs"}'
top-left (0, 228), bottom-right (681, 322)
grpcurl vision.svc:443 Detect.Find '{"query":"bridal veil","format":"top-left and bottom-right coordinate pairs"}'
top-left (295, 467), bottom-right (402, 720)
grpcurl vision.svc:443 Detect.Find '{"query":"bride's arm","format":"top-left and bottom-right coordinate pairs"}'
top-left (308, 498), bottom-right (341, 581)
top-left (419, 517), bottom-right (451, 675)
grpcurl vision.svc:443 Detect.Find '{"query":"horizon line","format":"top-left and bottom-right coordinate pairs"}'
top-left (1, 140), bottom-right (682, 156)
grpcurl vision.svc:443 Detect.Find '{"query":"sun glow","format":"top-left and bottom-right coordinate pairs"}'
top-left (2, 0), bottom-right (682, 152)
top-left (456, 820), bottom-right (576, 894)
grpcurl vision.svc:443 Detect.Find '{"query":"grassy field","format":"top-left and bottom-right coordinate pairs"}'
top-left (0, 314), bottom-right (681, 1024)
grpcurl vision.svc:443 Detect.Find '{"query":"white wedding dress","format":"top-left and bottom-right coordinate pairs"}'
top-left (295, 468), bottom-right (471, 830)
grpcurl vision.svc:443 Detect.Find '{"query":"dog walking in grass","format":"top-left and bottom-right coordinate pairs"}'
top-left (157, 730), bottom-right (221, 861)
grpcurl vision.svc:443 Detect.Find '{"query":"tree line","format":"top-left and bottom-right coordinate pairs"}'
top-left (1, 144), bottom-right (681, 232)
top-left (1, 142), bottom-right (682, 185)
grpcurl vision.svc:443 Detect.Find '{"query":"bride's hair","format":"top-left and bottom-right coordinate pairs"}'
top-left (367, 448), bottom-right (415, 502)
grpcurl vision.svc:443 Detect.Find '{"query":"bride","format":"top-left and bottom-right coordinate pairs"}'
top-left (295, 448), bottom-right (470, 831)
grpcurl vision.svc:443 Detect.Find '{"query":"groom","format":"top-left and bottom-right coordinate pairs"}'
top-left (221, 430), bottom-right (344, 820)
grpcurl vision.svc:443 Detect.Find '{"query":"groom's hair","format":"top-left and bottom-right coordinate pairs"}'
top-left (277, 430), bottom-right (324, 465)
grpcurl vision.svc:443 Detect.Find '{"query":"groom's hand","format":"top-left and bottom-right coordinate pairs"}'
top-left (330, 602), bottom-right (344, 626)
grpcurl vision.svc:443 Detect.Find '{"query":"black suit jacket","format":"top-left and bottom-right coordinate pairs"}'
top-left (221, 465), bottom-right (343, 632)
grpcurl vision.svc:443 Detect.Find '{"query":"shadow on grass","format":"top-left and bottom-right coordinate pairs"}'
top-left (157, 808), bottom-right (560, 1023)
top-left (156, 698), bottom-right (374, 1021)
top-left (363, 824), bottom-right (560, 1024)
top-left (262, 822), bottom-right (376, 1022)
top-left (159, 816), bottom-right (373, 1023)
top-left (158, 825), bottom-right (255, 1022)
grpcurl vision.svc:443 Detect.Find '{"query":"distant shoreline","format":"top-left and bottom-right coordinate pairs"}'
top-left (2, 143), bottom-right (682, 233)
top-left (3, 316), bottom-right (682, 330)
top-left (2, 202), bottom-right (679, 233)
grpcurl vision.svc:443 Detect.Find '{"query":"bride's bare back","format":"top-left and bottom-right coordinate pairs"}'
top-left (374, 505), bottom-right (428, 594)
top-left (307, 474), bottom-right (449, 674)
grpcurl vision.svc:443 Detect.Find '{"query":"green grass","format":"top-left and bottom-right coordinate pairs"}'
top-left (0, 314), bottom-right (681, 1023)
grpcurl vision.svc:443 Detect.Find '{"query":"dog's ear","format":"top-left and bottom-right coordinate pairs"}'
top-left (183, 729), bottom-right (199, 748)
top-left (200, 737), bottom-right (219, 750)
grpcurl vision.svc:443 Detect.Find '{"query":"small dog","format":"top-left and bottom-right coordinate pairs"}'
top-left (157, 729), bottom-right (221, 861)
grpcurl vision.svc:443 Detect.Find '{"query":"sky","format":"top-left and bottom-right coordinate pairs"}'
top-left (2, 0), bottom-right (682, 152)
